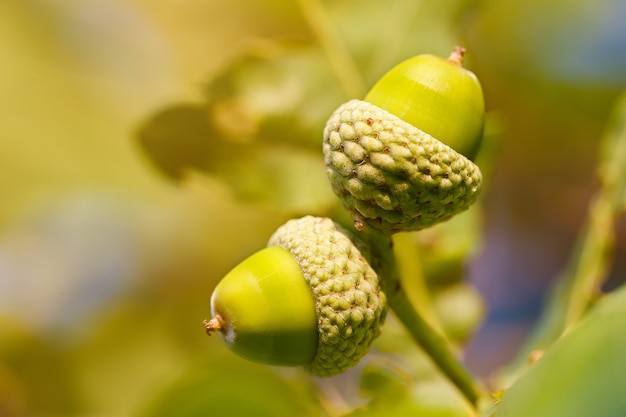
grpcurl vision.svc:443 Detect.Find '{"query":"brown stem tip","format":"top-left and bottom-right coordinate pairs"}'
top-left (447, 46), bottom-right (466, 66)
top-left (203, 316), bottom-right (223, 336)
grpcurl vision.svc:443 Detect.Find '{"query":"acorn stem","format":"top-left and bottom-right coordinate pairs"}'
top-left (389, 284), bottom-right (483, 406)
top-left (447, 46), bottom-right (466, 66)
top-left (203, 316), bottom-right (224, 336)
top-left (364, 230), bottom-right (484, 408)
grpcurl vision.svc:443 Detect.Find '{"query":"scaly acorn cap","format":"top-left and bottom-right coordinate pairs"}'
top-left (323, 100), bottom-right (482, 233)
top-left (323, 48), bottom-right (483, 234)
top-left (268, 216), bottom-right (387, 377)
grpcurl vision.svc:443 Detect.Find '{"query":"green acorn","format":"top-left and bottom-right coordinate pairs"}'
top-left (205, 216), bottom-right (386, 377)
top-left (323, 47), bottom-right (484, 234)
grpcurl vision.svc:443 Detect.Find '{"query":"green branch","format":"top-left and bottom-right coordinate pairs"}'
top-left (364, 230), bottom-right (484, 408)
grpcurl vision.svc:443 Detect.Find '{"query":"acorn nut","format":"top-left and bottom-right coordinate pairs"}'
top-left (205, 216), bottom-right (387, 377)
top-left (323, 47), bottom-right (484, 234)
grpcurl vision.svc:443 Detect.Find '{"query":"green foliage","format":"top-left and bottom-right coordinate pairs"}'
top-left (140, 356), bottom-right (323, 417)
top-left (487, 285), bottom-right (626, 417)
top-left (137, 44), bottom-right (340, 213)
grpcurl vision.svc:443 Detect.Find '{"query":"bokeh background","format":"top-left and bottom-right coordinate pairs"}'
top-left (1, 0), bottom-right (625, 416)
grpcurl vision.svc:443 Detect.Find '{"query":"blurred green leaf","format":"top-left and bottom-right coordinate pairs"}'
top-left (347, 359), bottom-right (473, 417)
top-left (136, 104), bottom-right (217, 180)
top-left (137, 42), bottom-right (341, 213)
top-left (203, 42), bottom-right (347, 148)
top-left (488, 285), bottom-right (626, 417)
top-left (139, 356), bottom-right (324, 417)
top-left (327, 0), bottom-right (478, 84)
top-left (433, 283), bottom-right (486, 345)
top-left (210, 145), bottom-right (333, 213)
top-left (417, 206), bottom-right (483, 289)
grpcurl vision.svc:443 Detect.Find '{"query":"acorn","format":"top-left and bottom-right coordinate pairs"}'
top-left (323, 47), bottom-right (484, 234)
top-left (205, 216), bottom-right (386, 377)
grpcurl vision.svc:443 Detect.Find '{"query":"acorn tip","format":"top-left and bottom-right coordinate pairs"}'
top-left (203, 316), bottom-right (223, 336)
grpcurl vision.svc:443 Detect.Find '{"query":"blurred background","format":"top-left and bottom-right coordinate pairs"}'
top-left (1, 0), bottom-right (625, 416)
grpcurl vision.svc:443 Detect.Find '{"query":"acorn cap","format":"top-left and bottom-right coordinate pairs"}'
top-left (268, 216), bottom-right (387, 377)
top-left (323, 99), bottom-right (482, 234)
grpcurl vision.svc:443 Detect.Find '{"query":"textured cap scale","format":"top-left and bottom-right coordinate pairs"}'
top-left (323, 99), bottom-right (482, 234)
top-left (268, 216), bottom-right (386, 377)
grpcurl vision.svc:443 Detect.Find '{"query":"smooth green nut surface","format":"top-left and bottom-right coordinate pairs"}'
top-left (364, 49), bottom-right (485, 159)
top-left (323, 99), bottom-right (482, 234)
top-left (268, 216), bottom-right (386, 377)
top-left (209, 246), bottom-right (318, 366)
